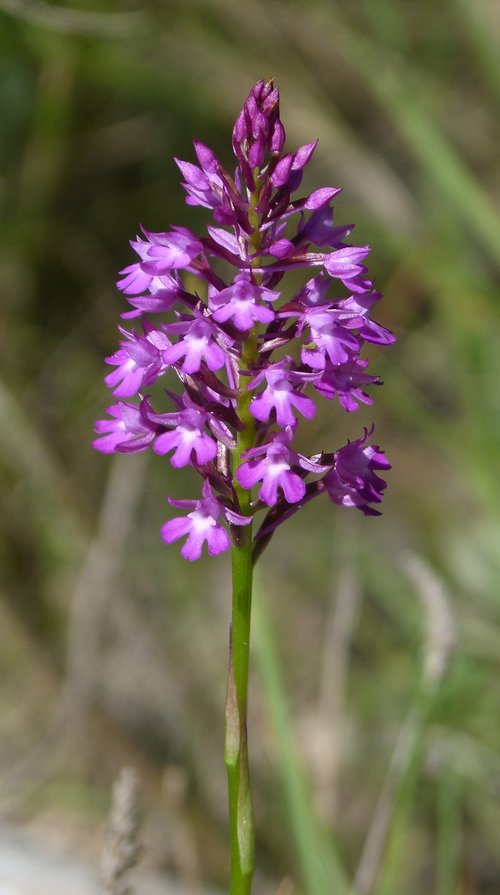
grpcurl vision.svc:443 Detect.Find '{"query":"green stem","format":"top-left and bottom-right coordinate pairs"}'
top-left (225, 348), bottom-right (257, 895)
top-left (224, 180), bottom-right (262, 895)
top-left (225, 521), bottom-right (255, 895)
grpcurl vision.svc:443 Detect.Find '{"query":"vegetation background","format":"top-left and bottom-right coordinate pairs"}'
top-left (1, 1), bottom-right (500, 893)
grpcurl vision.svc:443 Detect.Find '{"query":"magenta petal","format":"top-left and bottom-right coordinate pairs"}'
top-left (249, 392), bottom-right (274, 422)
top-left (194, 140), bottom-right (219, 172)
top-left (92, 432), bottom-right (122, 453)
top-left (117, 264), bottom-right (153, 295)
top-left (193, 435), bottom-right (218, 464)
top-left (258, 476), bottom-right (280, 506)
top-left (162, 342), bottom-right (187, 366)
top-left (170, 439), bottom-right (195, 468)
top-left (154, 431), bottom-right (178, 455)
top-left (271, 154), bottom-right (294, 187)
top-left (175, 159), bottom-right (207, 189)
top-left (236, 460), bottom-right (265, 489)
top-left (207, 526), bottom-right (230, 556)
top-left (107, 366), bottom-right (144, 397)
top-left (304, 187), bottom-right (342, 210)
top-left (204, 343), bottom-right (226, 371)
top-left (251, 305), bottom-right (275, 324)
top-left (292, 141), bottom-right (317, 169)
top-left (168, 497), bottom-right (198, 509)
top-left (324, 245), bottom-right (370, 278)
top-left (161, 516), bottom-right (192, 544)
top-left (290, 392), bottom-right (316, 420)
top-left (180, 530), bottom-right (205, 561)
top-left (280, 471), bottom-right (306, 503)
top-left (212, 304), bottom-right (234, 324)
top-left (225, 508), bottom-right (253, 526)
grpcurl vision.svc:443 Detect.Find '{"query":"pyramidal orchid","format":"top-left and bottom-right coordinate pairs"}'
top-left (94, 80), bottom-right (393, 895)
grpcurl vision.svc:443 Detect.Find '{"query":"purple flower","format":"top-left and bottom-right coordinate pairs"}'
top-left (163, 317), bottom-right (227, 373)
top-left (314, 358), bottom-right (381, 411)
top-left (161, 482), bottom-right (252, 561)
top-left (323, 429), bottom-right (390, 515)
top-left (335, 293), bottom-right (396, 345)
top-left (152, 407), bottom-right (217, 468)
top-left (210, 273), bottom-right (279, 332)
top-left (104, 323), bottom-right (171, 397)
top-left (323, 245), bottom-right (370, 282)
top-left (96, 80), bottom-right (393, 558)
top-left (297, 205), bottom-right (351, 248)
top-left (299, 308), bottom-right (360, 369)
top-left (120, 277), bottom-right (186, 319)
top-left (93, 401), bottom-right (156, 453)
top-left (237, 436), bottom-right (306, 506)
top-left (249, 362), bottom-right (316, 427)
top-left (175, 142), bottom-right (225, 210)
top-left (117, 228), bottom-right (202, 295)
top-left (232, 81), bottom-right (285, 186)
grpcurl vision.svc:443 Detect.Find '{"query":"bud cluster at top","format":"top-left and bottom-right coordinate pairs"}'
top-left (94, 80), bottom-right (394, 561)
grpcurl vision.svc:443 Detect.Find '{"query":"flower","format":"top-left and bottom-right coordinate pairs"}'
top-left (162, 316), bottom-right (227, 374)
top-left (95, 80), bottom-right (393, 558)
top-left (299, 307), bottom-right (360, 369)
top-left (323, 429), bottom-right (391, 515)
top-left (117, 228), bottom-right (203, 295)
top-left (249, 361), bottom-right (316, 427)
top-left (237, 436), bottom-right (306, 506)
top-left (161, 482), bottom-right (251, 561)
top-left (153, 407), bottom-right (218, 468)
top-left (314, 358), bottom-right (381, 411)
top-left (210, 272), bottom-right (279, 332)
top-left (93, 400), bottom-right (157, 453)
top-left (104, 322), bottom-right (171, 397)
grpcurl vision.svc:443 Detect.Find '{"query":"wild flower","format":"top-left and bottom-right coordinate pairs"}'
top-left (94, 80), bottom-right (394, 895)
top-left (94, 80), bottom-right (393, 562)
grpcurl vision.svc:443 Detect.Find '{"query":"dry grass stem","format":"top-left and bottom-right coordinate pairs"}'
top-left (101, 767), bottom-right (142, 895)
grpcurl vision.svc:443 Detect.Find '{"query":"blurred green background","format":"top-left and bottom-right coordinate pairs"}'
top-left (1, 1), bottom-right (500, 893)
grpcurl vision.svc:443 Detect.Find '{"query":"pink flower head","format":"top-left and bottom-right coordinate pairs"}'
top-left (96, 81), bottom-right (393, 557)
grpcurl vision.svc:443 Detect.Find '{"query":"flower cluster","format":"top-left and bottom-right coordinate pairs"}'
top-left (94, 81), bottom-right (393, 560)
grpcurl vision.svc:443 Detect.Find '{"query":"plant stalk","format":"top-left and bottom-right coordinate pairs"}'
top-left (225, 526), bottom-right (255, 895)
top-left (224, 177), bottom-right (263, 895)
